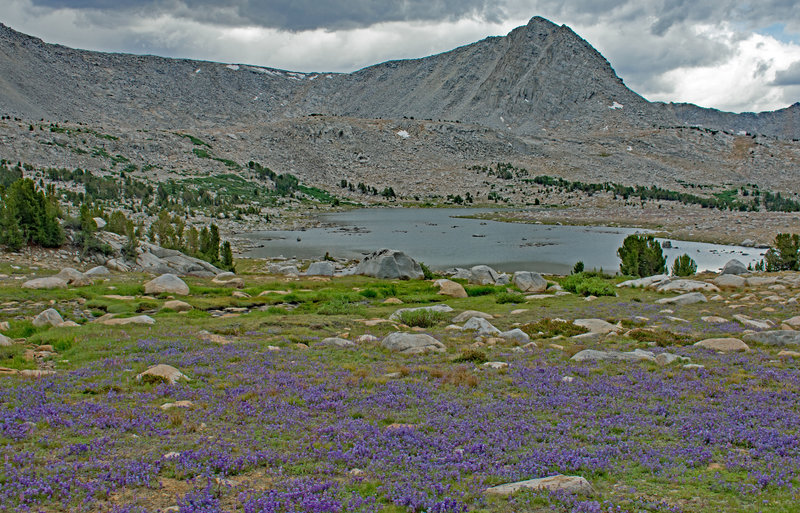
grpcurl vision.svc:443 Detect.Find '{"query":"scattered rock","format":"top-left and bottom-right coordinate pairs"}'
top-left (482, 361), bottom-right (508, 369)
top-left (434, 279), bottom-right (468, 298)
top-left (745, 276), bottom-right (778, 287)
top-left (694, 338), bottom-right (750, 352)
top-left (22, 277), bottom-right (68, 290)
top-left (316, 337), bottom-right (356, 349)
top-left (163, 300), bottom-right (193, 312)
top-left (778, 350), bottom-right (800, 358)
top-left (356, 249), bottom-right (423, 280)
top-left (19, 369), bottom-right (56, 378)
top-left (469, 265), bottom-right (500, 285)
top-left (451, 310), bottom-right (493, 323)
top-left (713, 274), bottom-right (746, 288)
top-left (499, 328), bottom-right (530, 345)
top-left (485, 475), bottom-right (595, 496)
top-left (744, 331), bottom-right (800, 347)
top-left (617, 274), bottom-right (670, 288)
top-left (381, 332), bottom-right (445, 354)
top-left (101, 315), bottom-right (156, 326)
top-left (136, 364), bottom-right (189, 385)
top-left (214, 277), bottom-right (245, 288)
top-left (655, 353), bottom-right (686, 366)
top-left (701, 316), bottom-right (728, 324)
top-left (55, 268), bottom-right (92, 286)
top-left (784, 316), bottom-right (800, 328)
top-left (732, 314), bottom-right (772, 330)
top-left (85, 265), bottom-right (111, 277)
top-left (32, 308), bottom-right (64, 328)
top-left (160, 400), bottom-right (193, 410)
top-left (357, 334), bottom-right (378, 343)
top-left (463, 317), bottom-right (501, 336)
top-left (0, 334), bottom-right (11, 347)
top-left (512, 271), bottom-right (547, 293)
top-left (573, 318), bottom-right (619, 334)
top-left (657, 280), bottom-right (720, 293)
top-left (198, 330), bottom-right (234, 344)
top-left (683, 364), bottom-right (705, 370)
top-left (383, 298), bottom-right (403, 304)
top-left (655, 292), bottom-right (707, 305)
top-left (144, 274), bottom-right (190, 296)
top-left (571, 349), bottom-right (655, 362)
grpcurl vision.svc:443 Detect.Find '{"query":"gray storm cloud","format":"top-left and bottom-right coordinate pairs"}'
top-left (773, 61), bottom-right (800, 86)
top-left (28, 0), bottom-right (800, 32)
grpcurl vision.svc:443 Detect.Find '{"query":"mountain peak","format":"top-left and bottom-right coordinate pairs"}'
top-left (526, 16), bottom-right (558, 29)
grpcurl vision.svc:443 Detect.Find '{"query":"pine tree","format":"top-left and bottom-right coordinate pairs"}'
top-left (0, 202), bottom-right (24, 251)
top-left (208, 224), bottom-right (221, 263)
top-left (220, 241), bottom-right (234, 271)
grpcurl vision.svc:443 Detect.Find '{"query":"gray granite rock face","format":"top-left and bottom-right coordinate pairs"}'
top-left (381, 333), bottom-right (446, 354)
top-left (356, 249), bottom-right (423, 280)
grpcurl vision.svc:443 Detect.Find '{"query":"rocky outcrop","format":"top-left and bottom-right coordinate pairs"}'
top-left (96, 233), bottom-right (222, 277)
top-left (356, 249), bottom-right (423, 280)
top-left (306, 261), bottom-right (335, 276)
top-left (721, 259), bottom-right (748, 275)
top-left (136, 244), bottom-right (221, 277)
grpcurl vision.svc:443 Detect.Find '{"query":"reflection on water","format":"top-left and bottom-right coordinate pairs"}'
top-left (242, 208), bottom-right (766, 274)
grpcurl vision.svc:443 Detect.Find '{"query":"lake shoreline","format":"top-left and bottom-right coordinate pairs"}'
top-left (238, 207), bottom-right (767, 274)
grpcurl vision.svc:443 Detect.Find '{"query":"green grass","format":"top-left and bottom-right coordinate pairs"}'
top-left (465, 285), bottom-right (502, 297)
top-left (495, 291), bottom-right (526, 304)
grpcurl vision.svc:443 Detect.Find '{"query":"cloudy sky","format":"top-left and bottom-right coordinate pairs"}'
top-left (3, 0), bottom-right (800, 112)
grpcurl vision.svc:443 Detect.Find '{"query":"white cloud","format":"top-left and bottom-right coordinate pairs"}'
top-left (642, 25), bottom-right (800, 112)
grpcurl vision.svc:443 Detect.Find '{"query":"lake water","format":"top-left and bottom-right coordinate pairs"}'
top-left (242, 208), bottom-right (767, 274)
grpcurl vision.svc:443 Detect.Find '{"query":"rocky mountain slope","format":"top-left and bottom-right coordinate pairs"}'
top-left (0, 17), bottom-right (797, 139)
